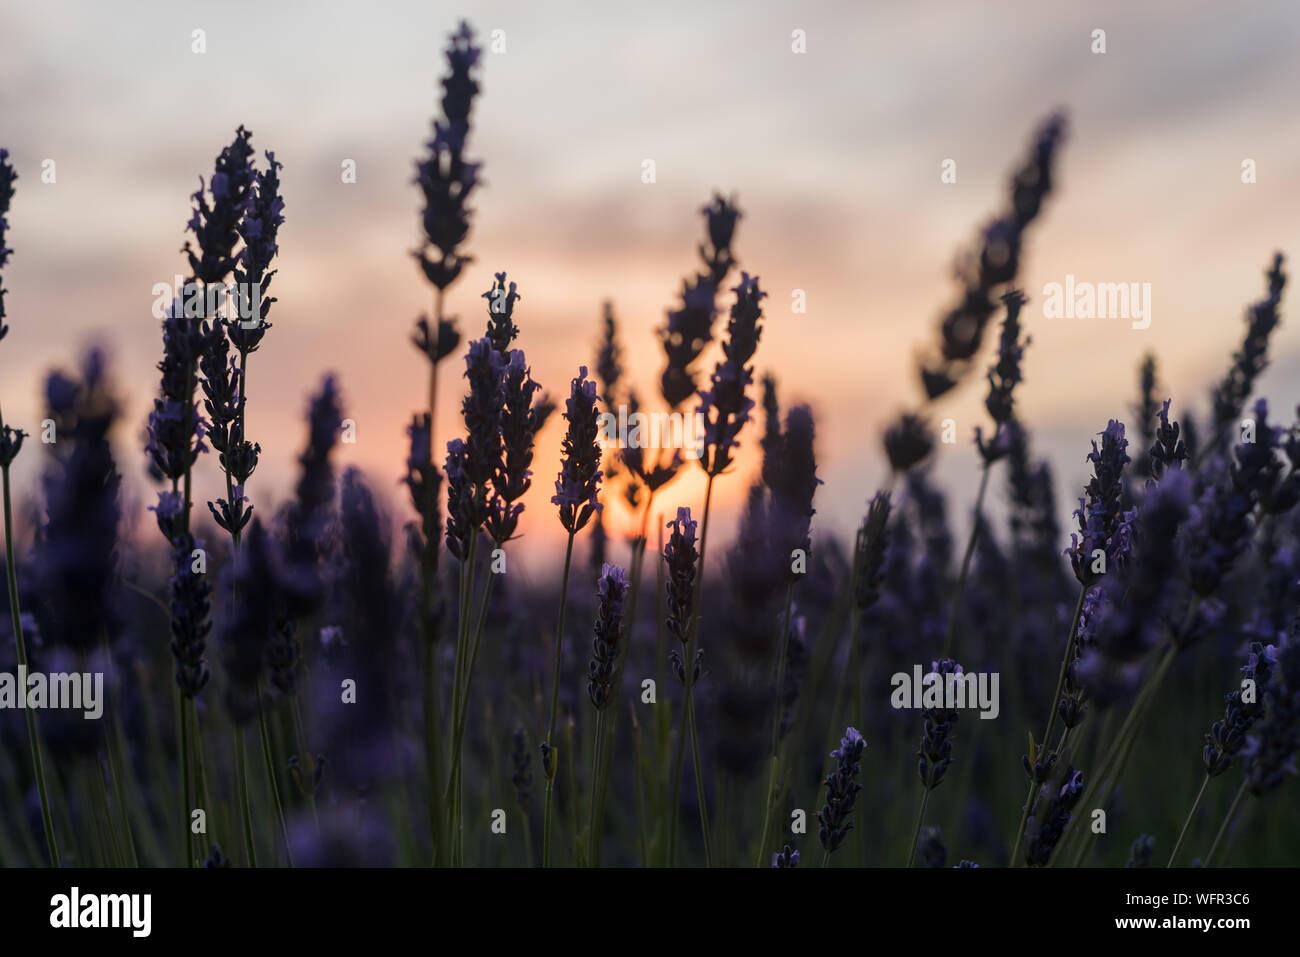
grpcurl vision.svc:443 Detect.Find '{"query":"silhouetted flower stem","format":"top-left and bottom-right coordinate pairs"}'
top-left (1168, 773), bottom-right (1210, 867)
top-left (753, 579), bottom-right (795, 867)
top-left (447, 527), bottom-right (478, 864)
top-left (0, 426), bottom-right (59, 867)
top-left (587, 708), bottom-right (608, 865)
top-left (1204, 778), bottom-right (1247, 866)
top-left (542, 530), bottom-right (577, 867)
top-left (906, 789), bottom-right (932, 868)
top-left (1010, 582), bottom-right (1087, 867)
top-left (667, 480), bottom-right (716, 866)
top-left (255, 681), bottom-right (293, 866)
top-left (178, 695), bottom-right (194, 866)
top-left (289, 696), bottom-right (320, 834)
top-left (1054, 642), bottom-right (1180, 867)
top-left (446, 556), bottom-right (497, 864)
top-left (942, 462), bottom-right (991, 657)
top-left (234, 728), bottom-right (257, 866)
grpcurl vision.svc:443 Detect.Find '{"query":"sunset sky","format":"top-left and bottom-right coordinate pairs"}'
top-left (3, 0), bottom-right (1300, 579)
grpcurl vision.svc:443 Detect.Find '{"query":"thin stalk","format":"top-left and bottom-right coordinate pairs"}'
top-left (630, 703), bottom-right (650, 867)
top-left (669, 473), bottom-right (717, 866)
top-left (423, 631), bottom-right (444, 865)
top-left (1012, 583), bottom-right (1087, 867)
top-left (256, 685), bottom-right (293, 866)
top-left (1204, 779), bottom-right (1247, 866)
top-left (290, 696), bottom-right (320, 833)
top-left (1, 459), bottom-right (59, 867)
top-left (1039, 585), bottom-right (1088, 775)
top-left (564, 717), bottom-right (580, 864)
top-left (906, 787), bottom-right (931, 867)
top-left (446, 560), bottom-right (497, 863)
top-left (98, 635), bottom-right (139, 868)
top-left (235, 727), bottom-right (257, 867)
top-left (89, 758), bottom-right (124, 866)
top-left (586, 708), bottom-right (607, 865)
top-left (1052, 644), bottom-right (1177, 867)
top-left (590, 537), bottom-right (647, 864)
top-left (1168, 773), bottom-right (1210, 867)
top-left (541, 530), bottom-right (577, 867)
top-left (420, 286), bottom-right (444, 863)
top-left (754, 581), bottom-right (796, 867)
top-left (942, 460), bottom-right (991, 657)
top-left (180, 695), bottom-right (194, 867)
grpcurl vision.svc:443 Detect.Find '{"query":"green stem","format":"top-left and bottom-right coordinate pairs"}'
top-left (1010, 583), bottom-right (1085, 868)
top-left (586, 708), bottom-right (607, 865)
top-left (906, 787), bottom-right (931, 867)
top-left (1204, 779), bottom-right (1247, 867)
top-left (1, 460), bottom-right (60, 867)
top-left (446, 559), bottom-right (497, 863)
top-left (942, 460), bottom-right (991, 657)
top-left (755, 580), bottom-right (796, 867)
top-left (89, 758), bottom-right (123, 866)
top-left (180, 695), bottom-right (194, 867)
top-left (1053, 644), bottom-right (1177, 867)
top-left (1168, 773), bottom-right (1209, 867)
top-left (290, 697), bottom-right (320, 833)
top-left (235, 727), bottom-right (257, 867)
top-left (541, 531), bottom-right (577, 868)
top-left (669, 473), bottom-right (717, 866)
top-left (256, 685), bottom-right (293, 866)
top-left (1039, 585), bottom-right (1088, 774)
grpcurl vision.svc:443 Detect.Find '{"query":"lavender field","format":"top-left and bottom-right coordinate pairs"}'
top-left (0, 9), bottom-right (1298, 874)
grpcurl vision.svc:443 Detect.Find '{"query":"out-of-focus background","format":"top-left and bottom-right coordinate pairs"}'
top-left (3, 0), bottom-right (1299, 573)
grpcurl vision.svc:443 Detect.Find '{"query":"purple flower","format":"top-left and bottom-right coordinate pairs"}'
top-left (1024, 767), bottom-right (1084, 866)
top-left (552, 366), bottom-right (603, 533)
top-left (482, 271), bottom-right (520, 354)
top-left (1204, 642), bottom-right (1276, 776)
top-left (771, 844), bottom-right (799, 868)
top-left (184, 127), bottom-right (256, 286)
top-left (817, 726), bottom-right (866, 853)
top-left (697, 273), bottom-right (764, 476)
top-left (586, 563), bottom-right (631, 710)
top-left (1244, 634), bottom-right (1300, 797)
top-left (663, 507), bottom-right (698, 648)
top-left (917, 659), bottom-right (963, 789)
top-left (0, 146), bottom-right (17, 341)
top-left (1208, 253), bottom-right (1286, 452)
top-left (1148, 398), bottom-right (1188, 478)
top-left (413, 21), bottom-right (482, 291)
top-left (1066, 420), bottom-right (1131, 586)
top-left (659, 196), bottom-right (742, 409)
top-left (487, 347), bottom-right (545, 544)
top-left (920, 113), bottom-right (1065, 399)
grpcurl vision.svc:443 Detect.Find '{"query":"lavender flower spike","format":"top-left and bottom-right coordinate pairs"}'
top-left (0, 147), bottom-right (17, 342)
top-left (586, 563), bottom-right (631, 710)
top-left (663, 507), bottom-right (699, 650)
top-left (697, 273), bottom-right (765, 476)
top-left (552, 366), bottom-right (603, 533)
top-left (817, 726), bottom-right (866, 853)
